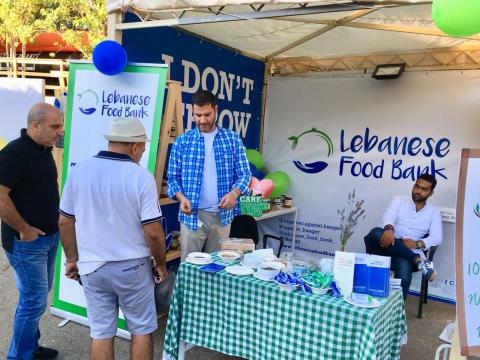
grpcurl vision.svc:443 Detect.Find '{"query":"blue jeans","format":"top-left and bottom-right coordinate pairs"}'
top-left (5, 232), bottom-right (59, 360)
top-left (364, 227), bottom-right (419, 299)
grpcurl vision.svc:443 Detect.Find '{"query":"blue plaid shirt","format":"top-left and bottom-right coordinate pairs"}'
top-left (167, 127), bottom-right (251, 231)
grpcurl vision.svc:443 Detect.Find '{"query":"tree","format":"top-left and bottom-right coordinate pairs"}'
top-left (0, 0), bottom-right (106, 59)
top-left (0, 0), bottom-right (47, 57)
top-left (41, 0), bottom-right (106, 58)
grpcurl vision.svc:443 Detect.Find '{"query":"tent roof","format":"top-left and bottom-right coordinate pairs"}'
top-left (107, 1), bottom-right (480, 73)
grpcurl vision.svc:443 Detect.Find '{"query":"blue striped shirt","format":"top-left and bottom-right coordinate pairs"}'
top-left (167, 127), bottom-right (251, 231)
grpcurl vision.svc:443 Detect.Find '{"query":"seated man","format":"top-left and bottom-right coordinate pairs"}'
top-left (364, 173), bottom-right (442, 299)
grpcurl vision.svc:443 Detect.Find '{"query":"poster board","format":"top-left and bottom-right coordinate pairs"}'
top-left (455, 149), bottom-right (480, 357)
top-left (0, 78), bottom-right (44, 149)
top-left (50, 62), bottom-right (167, 337)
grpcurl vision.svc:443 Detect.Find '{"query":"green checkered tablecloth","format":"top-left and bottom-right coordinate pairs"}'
top-left (163, 256), bottom-right (407, 360)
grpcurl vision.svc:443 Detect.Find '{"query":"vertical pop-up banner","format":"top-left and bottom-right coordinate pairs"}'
top-left (51, 61), bottom-right (167, 338)
top-left (456, 149), bottom-right (480, 357)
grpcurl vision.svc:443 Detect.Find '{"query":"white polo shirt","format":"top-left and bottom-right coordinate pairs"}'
top-left (60, 151), bottom-right (162, 275)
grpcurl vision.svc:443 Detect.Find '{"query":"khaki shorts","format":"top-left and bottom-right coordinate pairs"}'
top-left (80, 257), bottom-right (157, 339)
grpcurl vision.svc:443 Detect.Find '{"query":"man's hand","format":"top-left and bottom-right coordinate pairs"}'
top-left (65, 262), bottom-right (80, 282)
top-left (402, 238), bottom-right (417, 249)
top-left (179, 197), bottom-right (192, 215)
top-left (153, 264), bottom-right (168, 283)
top-left (380, 229), bottom-right (395, 248)
top-left (218, 192), bottom-right (237, 210)
top-left (20, 225), bottom-right (45, 242)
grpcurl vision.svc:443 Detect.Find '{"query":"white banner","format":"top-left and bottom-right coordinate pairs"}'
top-left (52, 62), bottom-right (167, 333)
top-left (456, 152), bottom-right (480, 354)
top-left (0, 78), bottom-right (44, 149)
top-left (262, 71), bottom-right (480, 302)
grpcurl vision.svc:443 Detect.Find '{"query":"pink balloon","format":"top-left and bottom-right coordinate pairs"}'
top-left (249, 177), bottom-right (260, 188)
top-left (252, 179), bottom-right (274, 199)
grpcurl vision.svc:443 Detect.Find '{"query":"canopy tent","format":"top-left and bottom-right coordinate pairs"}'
top-left (102, 2), bottom-right (478, 353)
top-left (106, 0), bottom-right (480, 75)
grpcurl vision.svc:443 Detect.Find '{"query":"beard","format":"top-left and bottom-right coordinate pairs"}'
top-left (412, 193), bottom-right (428, 203)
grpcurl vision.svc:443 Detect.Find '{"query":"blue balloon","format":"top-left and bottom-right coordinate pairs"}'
top-left (249, 163), bottom-right (265, 180)
top-left (92, 40), bottom-right (127, 76)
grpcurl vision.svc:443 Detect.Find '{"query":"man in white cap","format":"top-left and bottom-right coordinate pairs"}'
top-left (59, 117), bottom-right (167, 360)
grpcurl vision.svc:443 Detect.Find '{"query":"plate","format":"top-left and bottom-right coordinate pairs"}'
top-left (225, 265), bottom-right (254, 276)
top-left (343, 295), bottom-right (381, 308)
top-left (253, 271), bottom-right (275, 282)
top-left (186, 255), bottom-right (213, 265)
top-left (188, 252), bottom-right (212, 260)
top-left (199, 263), bottom-right (226, 273)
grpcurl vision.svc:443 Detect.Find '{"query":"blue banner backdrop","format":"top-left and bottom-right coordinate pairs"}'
top-left (123, 13), bottom-right (265, 150)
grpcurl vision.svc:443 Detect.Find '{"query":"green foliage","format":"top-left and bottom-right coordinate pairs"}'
top-left (0, 0), bottom-right (106, 58)
top-left (41, 0), bottom-right (107, 58)
top-left (0, 0), bottom-right (47, 55)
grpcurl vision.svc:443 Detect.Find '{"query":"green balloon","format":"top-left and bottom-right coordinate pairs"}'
top-left (265, 171), bottom-right (290, 199)
top-left (432, 0), bottom-right (480, 37)
top-left (246, 149), bottom-right (264, 170)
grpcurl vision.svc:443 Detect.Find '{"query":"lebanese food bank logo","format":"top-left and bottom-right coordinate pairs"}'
top-left (474, 203), bottom-right (480, 218)
top-left (77, 89), bottom-right (99, 115)
top-left (288, 128), bottom-right (333, 174)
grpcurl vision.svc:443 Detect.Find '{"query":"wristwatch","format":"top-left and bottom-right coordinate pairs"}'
top-left (384, 224), bottom-right (395, 232)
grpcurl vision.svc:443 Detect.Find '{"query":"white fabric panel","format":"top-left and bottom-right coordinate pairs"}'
top-left (107, 0), bottom-right (320, 12)
top-left (0, 78), bottom-right (44, 146)
top-left (109, 2), bottom-right (478, 61)
top-left (279, 26), bottom-right (474, 59)
top-left (261, 70), bottom-right (480, 301)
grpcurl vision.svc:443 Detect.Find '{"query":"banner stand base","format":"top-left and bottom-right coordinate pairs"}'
top-left (50, 306), bottom-right (131, 340)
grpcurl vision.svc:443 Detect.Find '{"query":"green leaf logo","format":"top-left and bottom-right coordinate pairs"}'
top-left (474, 203), bottom-right (480, 218)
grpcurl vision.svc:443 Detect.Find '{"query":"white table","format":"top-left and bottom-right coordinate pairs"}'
top-left (255, 206), bottom-right (298, 256)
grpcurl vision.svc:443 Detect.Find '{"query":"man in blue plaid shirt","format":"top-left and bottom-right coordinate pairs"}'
top-left (167, 90), bottom-right (251, 259)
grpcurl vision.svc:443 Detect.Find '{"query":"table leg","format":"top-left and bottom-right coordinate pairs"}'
top-left (292, 210), bottom-right (298, 257)
top-left (178, 340), bottom-right (186, 360)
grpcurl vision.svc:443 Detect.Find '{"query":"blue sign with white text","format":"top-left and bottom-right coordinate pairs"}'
top-left (123, 13), bottom-right (265, 149)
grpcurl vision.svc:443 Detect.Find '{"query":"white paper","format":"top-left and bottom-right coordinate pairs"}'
top-left (333, 251), bottom-right (355, 296)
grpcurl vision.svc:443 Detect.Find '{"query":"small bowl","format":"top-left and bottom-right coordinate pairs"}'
top-left (218, 251), bottom-right (241, 263)
top-left (310, 287), bottom-right (331, 295)
top-left (276, 281), bottom-right (301, 292)
top-left (257, 261), bottom-right (284, 280)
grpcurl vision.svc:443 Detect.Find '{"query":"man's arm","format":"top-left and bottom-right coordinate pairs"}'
top-left (0, 184), bottom-right (45, 241)
top-left (380, 197), bottom-right (401, 247)
top-left (175, 191), bottom-right (192, 215)
top-left (382, 196), bottom-right (400, 229)
top-left (231, 135), bottom-right (251, 195)
top-left (218, 134), bottom-right (251, 209)
top-left (423, 208), bottom-right (443, 248)
top-left (58, 214), bottom-right (80, 281)
top-left (167, 137), bottom-right (193, 214)
top-left (143, 221), bottom-right (168, 281)
top-left (166, 137), bottom-right (184, 200)
top-left (59, 214), bottom-right (78, 262)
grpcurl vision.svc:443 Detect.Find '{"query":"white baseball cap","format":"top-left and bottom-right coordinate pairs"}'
top-left (104, 117), bottom-right (150, 143)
